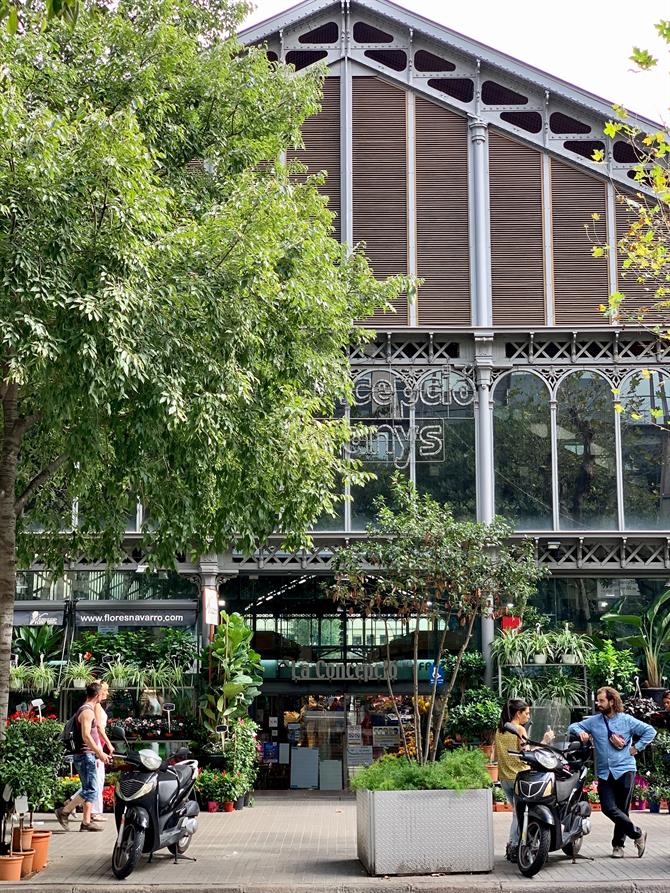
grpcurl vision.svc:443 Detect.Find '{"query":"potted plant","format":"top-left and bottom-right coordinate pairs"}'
top-left (500, 673), bottom-right (538, 704)
top-left (195, 769), bottom-right (220, 812)
top-left (219, 772), bottom-right (239, 812)
top-left (352, 749), bottom-right (493, 875)
top-left (144, 661), bottom-right (184, 697)
top-left (602, 589), bottom-right (670, 702)
top-left (550, 624), bottom-right (594, 665)
top-left (528, 628), bottom-right (553, 665)
top-left (537, 670), bottom-right (585, 707)
top-left (63, 656), bottom-right (95, 689)
top-left (585, 639), bottom-right (638, 694)
top-left (9, 664), bottom-right (31, 692)
top-left (490, 629), bottom-right (528, 668)
top-left (27, 659), bottom-right (56, 695)
top-left (103, 660), bottom-right (143, 691)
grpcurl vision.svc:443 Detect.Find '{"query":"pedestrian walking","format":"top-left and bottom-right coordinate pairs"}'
top-left (494, 698), bottom-right (554, 863)
top-left (61, 681), bottom-right (115, 822)
top-left (55, 681), bottom-right (112, 832)
top-left (568, 686), bottom-right (656, 859)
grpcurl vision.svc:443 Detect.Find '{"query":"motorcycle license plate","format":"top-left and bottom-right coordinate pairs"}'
top-left (116, 812), bottom-right (126, 846)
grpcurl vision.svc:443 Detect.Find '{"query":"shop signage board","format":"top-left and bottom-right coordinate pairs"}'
top-left (347, 745), bottom-right (373, 766)
top-left (13, 604), bottom-right (64, 627)
top-left (372, 726), bottom-right (400, 747)
top-left (290, 660), bottom-right (397, 683)
top-left (203, 587), bottom-right (219, 626)
top-left (75, 601), bottom-right (197, 627)
top-left (347, 725), bottom-right (363, 744)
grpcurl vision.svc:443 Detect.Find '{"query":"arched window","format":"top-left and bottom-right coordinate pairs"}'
top-left (556, 371), bottom-right (617, 529)
top-left (620, 371), bottom-right (670, 529)
top-left (493, 371), bottom-right (552, 529)
top-left (414, 369), bottom-right (476, 519)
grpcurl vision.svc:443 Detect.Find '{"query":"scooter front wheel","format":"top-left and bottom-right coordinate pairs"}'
top-left (112, 823), bottom-right (145, 879)
top-left (518, 820), bottom-right (550, 878)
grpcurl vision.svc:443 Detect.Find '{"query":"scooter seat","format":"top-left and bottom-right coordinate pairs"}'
top-left (172, 762), bottom-right (195, 786)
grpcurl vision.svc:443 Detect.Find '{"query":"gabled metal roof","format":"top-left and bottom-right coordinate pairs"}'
top-left (240, 0), bottom-right (660, 130)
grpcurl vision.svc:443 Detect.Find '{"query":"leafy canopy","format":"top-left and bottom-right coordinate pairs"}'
top-left (0, 0), bottom-right (404, 569)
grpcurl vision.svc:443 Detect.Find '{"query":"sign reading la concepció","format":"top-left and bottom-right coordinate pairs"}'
top-left (290, 660), bottom-right (398, 683)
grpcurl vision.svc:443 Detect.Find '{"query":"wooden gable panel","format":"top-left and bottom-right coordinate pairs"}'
top-left (415, 98), bottom-right (470, 326)
top-left (489, 132), bottom-right (545, 325)
top-left (552, 159), bottom-right (608, 325)
top-left (288, 76), bottom-right (341, 240)
top-left (353, 77), bottom-right (408, 326)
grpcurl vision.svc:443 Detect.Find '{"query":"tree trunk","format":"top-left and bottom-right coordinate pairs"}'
top-left (0, 389), bottom-right (19, 737)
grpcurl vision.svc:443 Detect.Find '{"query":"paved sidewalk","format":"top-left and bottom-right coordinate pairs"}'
top-left (7, 797), bottom-right (670, 893)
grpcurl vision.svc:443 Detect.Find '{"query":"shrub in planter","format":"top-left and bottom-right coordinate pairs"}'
top-left (444, 694), bottom-right (502, 746)
top-left (352, 749), bottom-right (493, 876)
top-left (63, 657), bottom-right (96, 689)
top-left (0, 715), bottom-right (64, 821)
top-left (550, 624), bottom-right (593, 665)
top-left (9, 664), bottom-right (31, 692)
top-left (585, 639), bottom-right (638, 695)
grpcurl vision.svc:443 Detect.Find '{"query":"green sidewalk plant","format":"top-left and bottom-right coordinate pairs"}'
top-left (602, 589), bottom-right (670, 688)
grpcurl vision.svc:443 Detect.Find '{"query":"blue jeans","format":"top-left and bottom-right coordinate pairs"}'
top-left (500, 779), bottom-right (519, 847)
top-left (73, 753), bottom-right (99, 804)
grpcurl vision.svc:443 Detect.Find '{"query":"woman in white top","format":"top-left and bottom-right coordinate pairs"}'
top-left (64, 681), bottom-right (115, 822)
top-left (91, 681), bottom-right (114, 821)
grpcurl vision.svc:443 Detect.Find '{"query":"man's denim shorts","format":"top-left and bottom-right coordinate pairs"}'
top-left (73, 752), bottom-right (98, 803)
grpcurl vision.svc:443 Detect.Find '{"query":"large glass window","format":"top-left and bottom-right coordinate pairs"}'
top-left (493, 372), bottom-right (552, 529)
top-left (350, 371), bottom-right (410, 530)
top-left (532, 576), bottom-right (668, 634)
top-left (414, 370), bottom-right (476, 519)
top-left (621, 371), bottom-right (670, 529)
top-left (557, 371), bottom-right (617, 529)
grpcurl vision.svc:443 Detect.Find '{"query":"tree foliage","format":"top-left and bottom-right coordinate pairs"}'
top-left (0, 0), bottom-right (404, 730)
top-left (594, 20), bottom-right (670, 331)
top-left (330, 477), bottom-right (545, 764)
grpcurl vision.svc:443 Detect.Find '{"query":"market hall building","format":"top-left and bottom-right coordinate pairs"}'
top-left (13, 0), bottom-right (670, 787)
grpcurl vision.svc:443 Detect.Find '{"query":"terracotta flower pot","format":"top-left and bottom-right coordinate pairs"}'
top-left (486, 763), bottom-right (499, 783)
top-left (207, 801), bottom-right (219, 812)
top-left (31, 831), bottom-right (52, 872)
top-left (0, 855), bottom-right (24, 882)
top-left (590, 803), bottom-right (601, 811)
top-left (13, 825), bottom-right (34, 852)
top-left (479, 744), bottom-right (494, 760)
top-left (222, 801), bottom-right (234, 813)
top-left (20, 849), bottom-right (35, 878)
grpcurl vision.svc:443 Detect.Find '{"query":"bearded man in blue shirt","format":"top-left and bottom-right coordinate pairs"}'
top-left (569, 686), bottom-right (656, 859)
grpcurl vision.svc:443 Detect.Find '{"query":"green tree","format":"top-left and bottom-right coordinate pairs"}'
top-left (331, 477), bottom-right (544, 764)
top-left (594, 20), bottom-right (670, 331)
top-left (0, 0), bottom-right (404, 731)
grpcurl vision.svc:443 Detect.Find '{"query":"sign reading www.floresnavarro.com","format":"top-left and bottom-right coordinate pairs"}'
top-left (75, 604), bottom-right (197, 627)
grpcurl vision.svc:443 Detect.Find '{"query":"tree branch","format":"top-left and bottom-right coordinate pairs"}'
top-left (14, 456), bottom-right (66, 518)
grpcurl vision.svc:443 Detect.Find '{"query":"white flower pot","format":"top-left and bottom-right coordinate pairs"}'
top-left (72, 679), bottom-right (87, 689)
top-left (561, 654), bottom-right (578, 665)
top-left (533, 654), bottom-right (547, 665)
top-left (110, 680), bottom-right (127, 690)
top-left (356, 788), bottom-right (493, 875)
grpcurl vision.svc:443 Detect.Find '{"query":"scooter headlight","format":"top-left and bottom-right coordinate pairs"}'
top-left (139, 749), bottom-right (163, 770)
top-left (535, 750), bottom-right (559, 770)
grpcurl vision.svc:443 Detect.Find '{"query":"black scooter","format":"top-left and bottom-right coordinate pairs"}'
top-left (109, 726), bottom-right (200, 879)
top-left (504, 722), bottom-right (593, 878)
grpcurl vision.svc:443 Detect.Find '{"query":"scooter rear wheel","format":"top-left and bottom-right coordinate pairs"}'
top-left (168, 835), bottom-right (192, 856)
top-left (518, 820), bottom-right (550, 878)
top-left (562, 835), bottom-right (583, 858)
top-left (112, 824), bottom-right (145, 879)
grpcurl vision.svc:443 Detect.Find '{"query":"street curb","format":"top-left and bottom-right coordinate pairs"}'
top-left (5, 883), bottom-right (670, 893)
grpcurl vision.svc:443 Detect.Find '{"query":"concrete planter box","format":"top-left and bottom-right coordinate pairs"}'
top-left (356, 788), bottom-right (494, 876)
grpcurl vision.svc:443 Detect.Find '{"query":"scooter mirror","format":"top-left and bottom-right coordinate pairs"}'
top-left (110, 725), bottom-right (127, 741)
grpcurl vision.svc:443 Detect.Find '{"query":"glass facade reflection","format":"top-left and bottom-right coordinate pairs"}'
top-left (493, 371), bottom-right (552, 529)
top-left (621, 371), bottom-right (670, 529)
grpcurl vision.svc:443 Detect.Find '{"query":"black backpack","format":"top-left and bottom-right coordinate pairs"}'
top-left (60, 707), bottom-right (87, 754)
